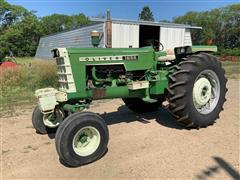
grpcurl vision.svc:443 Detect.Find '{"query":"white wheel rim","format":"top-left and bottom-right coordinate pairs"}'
top-left (193, 69), bottom-right (220, 114)
top-left (43, 114), bottom-right (60, 128)
top-left (193, 77), bottom-right (212, 106)
top-left (72, 126), bottom-right (100, 157)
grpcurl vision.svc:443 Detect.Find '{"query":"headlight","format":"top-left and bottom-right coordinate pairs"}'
top-left (180, 48), bottom-right (185, 53)
top-left (52, 49), bottom-right (60, 58)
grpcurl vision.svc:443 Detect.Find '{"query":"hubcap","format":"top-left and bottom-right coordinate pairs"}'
top-left (193, 77), bottom-right (212, 106)
top-left (72, 126), bottom-right (100, 157)
top-left (193, 70), bottom-right (220, 114)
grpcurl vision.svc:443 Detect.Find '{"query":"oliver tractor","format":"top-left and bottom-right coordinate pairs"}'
top-left (32, 31), bottom-right (227, 167)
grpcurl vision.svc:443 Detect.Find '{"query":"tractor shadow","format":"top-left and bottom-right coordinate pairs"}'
top-left (47, 130), bottom-right (56, 139)
top-left (46, 105), bottom-right (184, 140)
top-left (102, 105), bottom-right (185, 130)
top-left (59, 148), bottom-right (109, 168)
top-left (196, 156), bottom-right (240, 180)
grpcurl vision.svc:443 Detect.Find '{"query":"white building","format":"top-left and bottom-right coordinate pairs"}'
top-left (35, 17), bottom-right (201, 59)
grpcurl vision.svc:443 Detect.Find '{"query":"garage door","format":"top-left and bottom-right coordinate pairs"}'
top-left (112, 23), bottom-right (139, 48)
top-left (160, 27), bottom-right (185, 52)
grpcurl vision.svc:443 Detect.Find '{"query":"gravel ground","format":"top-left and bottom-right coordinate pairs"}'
top-left (1, 79), bottom-right (239, 179)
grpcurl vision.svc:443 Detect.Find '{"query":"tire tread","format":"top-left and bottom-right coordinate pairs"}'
top-left (167, 53), bottom-right (227, 128)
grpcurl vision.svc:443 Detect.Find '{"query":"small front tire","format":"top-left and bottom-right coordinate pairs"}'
top-left (32, 106), bottom-right (64, 134)
top-left (32, 106), bottom-right (48, 134)
top-left (55, 111), bottom-right (109, 167)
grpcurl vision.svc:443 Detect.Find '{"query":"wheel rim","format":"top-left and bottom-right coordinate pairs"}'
top-left (193, 69), bottom-right (220, 114)
top-left (72, 126), bottom-right (100, 157)
top-left (43, 110), bottom-right (63, 128)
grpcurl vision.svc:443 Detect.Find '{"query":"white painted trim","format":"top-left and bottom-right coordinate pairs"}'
top-left (57, 48), bottom-right (77, 93)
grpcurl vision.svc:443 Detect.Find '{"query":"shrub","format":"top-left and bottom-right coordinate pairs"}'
top-left (219, 48), bottom-right (240, 56)
top-left (0, 59), bottom-right (58, 104)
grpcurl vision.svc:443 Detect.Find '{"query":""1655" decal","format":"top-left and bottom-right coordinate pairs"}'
top-left (79, 55), bottom-right (138, 61)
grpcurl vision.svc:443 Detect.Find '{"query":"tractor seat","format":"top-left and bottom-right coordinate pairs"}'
top-left (158, 48), bottom-right (176, 61)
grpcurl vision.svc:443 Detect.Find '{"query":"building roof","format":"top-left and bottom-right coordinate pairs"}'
top-left (41, 22), bottom-right (104, 38)
top-left (42, 17), bottom-right (202, 39)
top-left (90, 18), bottom-right (202, 29)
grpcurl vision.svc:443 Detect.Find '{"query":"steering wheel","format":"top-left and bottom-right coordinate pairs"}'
top-left (145, 40), bottom-right (164, 51)
top-left (152, 40), bottom-right (164, 51)
top-left (158, 42), bottom-right (164, 51)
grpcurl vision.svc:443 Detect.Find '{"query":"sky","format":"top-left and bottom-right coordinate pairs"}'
top-left (6, 0), bottom-right (240, 21)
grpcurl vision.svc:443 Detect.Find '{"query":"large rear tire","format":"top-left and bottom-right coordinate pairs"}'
top-left (122, 97), bottom-right (165, 113)
top-left (167, 53), bottom-right (227, 128)
top-left (55, 111), bottom-right (109, 167)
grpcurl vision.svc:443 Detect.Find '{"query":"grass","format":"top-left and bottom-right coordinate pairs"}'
top-left (0, 57), bottom-right (239, 115)
top-left (0, 57), bottom-right (58, 114)
top-left (222, 61), bottom-right (240, 79)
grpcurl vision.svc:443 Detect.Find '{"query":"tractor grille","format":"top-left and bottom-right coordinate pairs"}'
top-left (56, 53), bottom-right (76, 93)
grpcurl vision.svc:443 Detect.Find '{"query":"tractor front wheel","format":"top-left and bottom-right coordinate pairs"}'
top-left (55, 111), bottom-right (109, 167)
top-left (32, 106), bottom-right (64, 134)
top-left (167, 53), bottom-right (227, 128)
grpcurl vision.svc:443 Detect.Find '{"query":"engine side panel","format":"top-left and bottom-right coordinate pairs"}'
top-left (67, 47), bottom-right (155, 71)
top-left (64, 48), bottom-right (155, 99)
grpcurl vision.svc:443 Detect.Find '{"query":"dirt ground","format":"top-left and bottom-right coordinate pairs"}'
top-left (1, 79), bottom-right (239, 179)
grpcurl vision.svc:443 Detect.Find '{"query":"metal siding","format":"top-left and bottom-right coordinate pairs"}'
top-left (160, 27), bottom-right (185, 52)
top-left (112, 23), bottom-right (139, 48)
top-left (184, 29), bottom-right (192, 46)
top-left (36, 20), bottom-right (194, 59)
top-left (35, 23), bottom-right (104, 59)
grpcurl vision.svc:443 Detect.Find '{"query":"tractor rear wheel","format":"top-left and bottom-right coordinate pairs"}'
top-left (55, 111), bottom-right (109, 167)
top-left (122, 97), bottom-right (164, 113)
top-left (167, 53), bottom-right (227, 128)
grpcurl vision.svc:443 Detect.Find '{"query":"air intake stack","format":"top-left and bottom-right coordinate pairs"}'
top-left (105, 9), bottom-right (112, 48)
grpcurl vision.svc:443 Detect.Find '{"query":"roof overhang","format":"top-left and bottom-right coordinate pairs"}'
top-left (90, 18), bottom-right (202, 29)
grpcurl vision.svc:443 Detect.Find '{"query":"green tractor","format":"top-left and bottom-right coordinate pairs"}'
top-left (32, 31), bottom-right (227, 167)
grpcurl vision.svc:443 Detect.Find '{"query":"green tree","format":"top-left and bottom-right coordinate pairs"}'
top-left (220, 4), bottom-right (240, 49)
top-left (0, 0), bottom-right (90, 58)
top-left (0, 0), bottom-right (40, 58)
top-left (0, 13), bottom-right (41, 58)
top-left (138, 6), bottom-right (154, 21)
top-left (40, 13), bottom-right (90, 35)
top-left (0, 0), bottom-right (32, 30)
top-left (173, 4), bottom-right (240, 50)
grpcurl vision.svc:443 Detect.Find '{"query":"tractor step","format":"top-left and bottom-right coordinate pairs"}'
top-left (127, 81), bottom-right (149, 90)
top-left (162, 100), bottom-right (170, 108)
